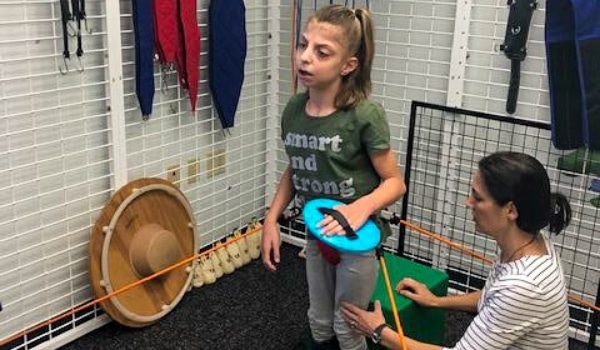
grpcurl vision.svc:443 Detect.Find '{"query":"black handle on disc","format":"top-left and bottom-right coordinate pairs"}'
top-left (317, 207), bottom-right (358, 240)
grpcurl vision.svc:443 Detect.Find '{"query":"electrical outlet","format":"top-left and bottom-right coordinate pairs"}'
top-left (167, 165), bottom-right (180, 186)
top-left (187, 158), bottom-right (200, 184)
top-left (214, 149), bottom-right (226, 176)
top-left (206, 151), bottom-right (216, 179)
top-left (206, 149), bottom-right (226, 178)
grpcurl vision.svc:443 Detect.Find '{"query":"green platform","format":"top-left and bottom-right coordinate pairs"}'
top-left (557, 148), bottom-right (600, 176)
top-left (369, 252), bottom-right (448, 348)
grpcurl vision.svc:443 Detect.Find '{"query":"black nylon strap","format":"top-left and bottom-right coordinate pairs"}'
top-left (317, 207), bottom-right (358, 240)
top-left (59, 0), bottom-right (71, 60)
top-left (71, 0), bottom-right (83, 58)
top-left (80, 0), bottom-right (86, 20)
top-left (501, 0), bottom-right (537, 60)
top-left (500, 0), bottom-right (537, 114)
top-left (506, 59), bottom-right (520, 114)
top-left (71, 0), bottom-right (78, 21)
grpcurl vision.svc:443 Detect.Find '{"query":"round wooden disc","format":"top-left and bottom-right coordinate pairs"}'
top-left (89, 178), bottom-right (197, 327)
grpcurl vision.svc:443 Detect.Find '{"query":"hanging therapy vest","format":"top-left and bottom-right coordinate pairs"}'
top-left (132, 0), bottom-right (155, 118)
top-left (132, 0), bottom-right (200, 118)
top-left (208, 0), bottom-right (247, 129)
top-left (153, 0), bottom-right (200, 112)
top-left (545, 0), bottom-right (600, 150)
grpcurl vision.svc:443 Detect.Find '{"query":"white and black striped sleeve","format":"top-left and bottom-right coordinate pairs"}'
top-left (445, 275), bottom-right (544, 350)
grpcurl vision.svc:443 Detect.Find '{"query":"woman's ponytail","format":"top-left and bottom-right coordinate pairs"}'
top-left (548, 193), bottom-right (572, 235)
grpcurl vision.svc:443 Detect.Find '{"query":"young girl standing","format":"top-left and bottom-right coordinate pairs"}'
top-left (261, 5), bottom-right (405, 349)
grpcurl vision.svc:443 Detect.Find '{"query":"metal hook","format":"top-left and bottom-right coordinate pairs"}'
top-left (67, 21), bottom-right (79, 37)
top-left (75, 55), bottom-right (84, 72)
top-left (160, 66), bottom-right (169, 94)
top-left (59, 56), bottom-right (70, 75)
top-left (84, 19), bottom-right (93, 34)
top-left (220, 128), bottom-right (232, 138)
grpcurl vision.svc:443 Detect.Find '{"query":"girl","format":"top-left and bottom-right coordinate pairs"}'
top-left (261, 4), bottom-right (406, 350)
top-left (341, 152), bottom-right (571, 350)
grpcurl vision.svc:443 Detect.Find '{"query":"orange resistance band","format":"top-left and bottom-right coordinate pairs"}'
top-left (0, 226), bottom-right (263, 347)
top-left (400, 220), bottom-right (493, 264)
top-left (378, 253), bottom-right (408, 350)
top-left (399, 219), bottom-right (600, 314)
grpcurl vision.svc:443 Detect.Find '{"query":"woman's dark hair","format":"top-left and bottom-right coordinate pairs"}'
top-left (478, 151), bottom-right (571, 234)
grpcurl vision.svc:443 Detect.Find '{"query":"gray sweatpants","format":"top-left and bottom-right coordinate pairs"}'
top-left (305, 239), bottom-right (379, 350)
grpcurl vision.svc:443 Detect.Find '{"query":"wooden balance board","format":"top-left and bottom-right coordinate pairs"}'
top-left (89, 178), bottom-right (197, 327)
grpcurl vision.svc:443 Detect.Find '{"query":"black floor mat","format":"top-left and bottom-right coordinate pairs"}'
top-left (59, 244), bottom-right (590, 350)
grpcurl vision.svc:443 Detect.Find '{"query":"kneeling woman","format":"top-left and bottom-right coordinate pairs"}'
top-left (341, 151), bottom-right (572, 350)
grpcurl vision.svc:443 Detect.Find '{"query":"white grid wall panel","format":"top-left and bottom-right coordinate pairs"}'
top-left (117, 0), bottom-right (271, 246)
top-left (0, 0), bottom-right (112, 343)
top-left (1, 0), bottom-right (273, 348)
top-left (462, 0), bottom-right (549, 120)
top-left (406, 105), bottom-right (600, 344)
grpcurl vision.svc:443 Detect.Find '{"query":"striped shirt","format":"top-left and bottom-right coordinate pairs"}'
top-left (443, 235), bottom-right (569, 350)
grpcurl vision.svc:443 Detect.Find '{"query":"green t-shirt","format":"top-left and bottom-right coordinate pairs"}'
top-left (281, 93), bottom-right (392, 240)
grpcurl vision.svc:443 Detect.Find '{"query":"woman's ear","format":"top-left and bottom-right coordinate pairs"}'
top-left (341, 56), bottom-right (359, 76)
top-left (506, 201), bottom-right (519, 221)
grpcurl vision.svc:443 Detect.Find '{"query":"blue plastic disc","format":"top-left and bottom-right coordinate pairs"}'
top-left (302, 198), bottom-right (380, 253)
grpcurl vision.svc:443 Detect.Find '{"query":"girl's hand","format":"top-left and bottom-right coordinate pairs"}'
top-left (317, 203), bottom-right (370, 236)
top-left (261, 222), bottom-right (280, 271)
top-left (395, 278), bottom-right (439, 308)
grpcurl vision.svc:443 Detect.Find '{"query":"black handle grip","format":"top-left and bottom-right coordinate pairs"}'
top-left (317, 207), bottom-right (358, 240)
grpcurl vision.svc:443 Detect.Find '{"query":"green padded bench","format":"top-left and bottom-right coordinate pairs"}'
top-left (369, 252), bottom-right (449, 348)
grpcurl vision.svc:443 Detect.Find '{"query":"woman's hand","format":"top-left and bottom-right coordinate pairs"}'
top-left (395, 278), bottom-right (439, 308)
top-left (340, 301), bottom-right (386, 337)
top-left (318, 203), bottom-right (370, 236)
top-left (261, 222), bottom-right (280, 271)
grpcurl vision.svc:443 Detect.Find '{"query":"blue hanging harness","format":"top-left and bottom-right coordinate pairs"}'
top-left (208, 0), bottom-right (247, 130)
top-left (131, 0), bottom-right (155, 118)
top-left (546, 0), bottom-right (600, 150)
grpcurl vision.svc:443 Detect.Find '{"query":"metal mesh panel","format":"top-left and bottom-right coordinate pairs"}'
top-left (404, 101), bottom-right (600, 345)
